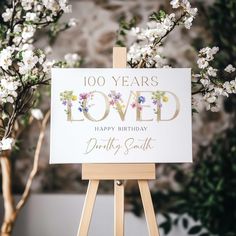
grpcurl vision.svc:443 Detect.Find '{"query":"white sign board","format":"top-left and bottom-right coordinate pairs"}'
top-left (50, 68), bottom-right (192, 163)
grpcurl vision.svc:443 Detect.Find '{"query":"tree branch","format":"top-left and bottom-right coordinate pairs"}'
top-left (0, 154), bottom-right (15, 235)
top-left (15, 110), bottom-right (50, 213)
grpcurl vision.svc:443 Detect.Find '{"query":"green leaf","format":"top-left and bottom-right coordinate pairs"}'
top-left (188, 225), bottom-right (202, 235)
top-left (115, 40), bottom-right (125, 47)
top-left (149, 10), bottom-right (166, 22)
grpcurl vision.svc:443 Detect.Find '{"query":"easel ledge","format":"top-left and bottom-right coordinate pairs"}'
top-left (82, 163), bottom-right (156, 180)
top-left (77, 47), bottom-right (160, 236)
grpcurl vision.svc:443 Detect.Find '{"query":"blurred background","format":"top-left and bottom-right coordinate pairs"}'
top-left (1, 0), bottom-right (236, 235)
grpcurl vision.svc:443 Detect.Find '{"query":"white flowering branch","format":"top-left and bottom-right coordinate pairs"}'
top-left (0, 0), bottom-right (81, 235)
top-left (119, 0), bottom-right (236, 112)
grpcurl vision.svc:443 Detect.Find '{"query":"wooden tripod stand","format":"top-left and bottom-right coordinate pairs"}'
top-left (77, 48), bottom-right (160, 236)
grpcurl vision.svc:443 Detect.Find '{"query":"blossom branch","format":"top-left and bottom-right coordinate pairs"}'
top-left (122, 0), bottom-right (236, 112)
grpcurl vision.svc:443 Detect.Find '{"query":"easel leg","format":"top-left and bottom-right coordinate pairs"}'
top-left (114, 180), bottom-right (124, 236)
top-left (77, 180), bottom-right (99, 236)
top-left (138, 180), bottom-right (160, 236)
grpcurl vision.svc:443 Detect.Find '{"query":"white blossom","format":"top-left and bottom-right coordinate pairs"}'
top-left (0, 77), bottom-right (19, 104)
top-left (203, 92), bottom-right (221, 112)
top-left (21, 0), bottom-right (34, 11)
top-left (35, 4), bottom-right (44, 12)
top-left (25, 12), bottom-right (38, 22)
top-left (22, 25), bottom-right (36, 41)
top-left (43, 59), bottom-right (55, 73)
top-left (130, 27), bottom-right (141, 36)
top-left (144, 23), bottom-right (167, 41)
top-left (223, 79), bottom-right (236, 94)
top-left (31, 109), bottom-right (44, 120)
top-left (59, 0), bottom-right (72, 13)
top-left (214, 87), bottom-right (228, 96)
top-left (1, 79), bottom-right (18, 93)
top-left (224, 64), bottom-right (236, 73)
top-left (64, 53), bottom-right (80, 67)
top-left (68, 18), bottom-right (78, 27)
top-left (207, 67), bottom-right (217, 77)
top-left (127, 43), bottom-right (142, 63)
top-left (187, 7), bottom-right (198, 17)
top-left (204, 92), bottom-right (216, 103)
top-left (2, 8), bottom-right (13, 22)
top-left (18, 50), bottom-right (38, 75)
top-left (200, 78), bottom-right (210, 87)
top-left (197, 58), bottom-right (209, 69)
top-left (163, 16), bottom-right (174, 30)
top-left (210, 105), bottom-right (220, 112)
top-left (199, 46), bottom-right (219, 61)
top-left (170, 0), bottom-right (180, 8)
top-left (44, 46), bottom-right (52, 55)
top-left (184, 16), bottom-right (193, 29)
top-left (0, 47), bottom-right (13, 70)
top-left (43, 0), bottom-right (60, 11)
top-left (0, 138), bottom-right (14, 151)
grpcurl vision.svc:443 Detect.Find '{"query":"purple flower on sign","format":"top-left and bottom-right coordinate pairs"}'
top-left (114, 93), bottom-right (121, 100)
top-left (138, 96), bottom-right (145, 104)
top-left (79, 93), bottom-right (89, 100)
top-left (78, 92), bottom-right (93, 112)
top-left (108, 91), bottom-right (123, 109)
top-left (62, 100), bottom-right (67, 105)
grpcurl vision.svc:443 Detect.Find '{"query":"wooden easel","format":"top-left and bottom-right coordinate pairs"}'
top-left (77, 47), bottom-right (160, 236)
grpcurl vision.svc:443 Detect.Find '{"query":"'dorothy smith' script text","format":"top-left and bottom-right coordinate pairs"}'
top-left (84, 137), bottom-right (155, 156)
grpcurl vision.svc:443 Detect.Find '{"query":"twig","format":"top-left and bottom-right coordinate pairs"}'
top-left (15, 110), bottom-right (50, 213)
top-left (133, 12), bottom-right (187, 68)
top-left (153, 12), bottom-right (187, 47)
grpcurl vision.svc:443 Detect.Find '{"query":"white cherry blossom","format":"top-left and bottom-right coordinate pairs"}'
top-left (170, 0), bottom-right (180, 8)
top-left (223, 79), bottom-right (236, 94)
top-left (0, 138), bottom-right (14, 151)
top-left (2, 8), bottom-right (13, 22)
top-left (184, 16), bottom-right (193, 29)
top-left (25, 12), bottom-right (38, 22)
top-left (59, 0), bottom-right (72, 13)
top-left (22, 25), bottom-right (36, 41)
top-left (21, 0), bottom-right (34, 11)
top-left (64, 53), bottom-right (81, 67)
top-left (197, 58), bottom-right (209, 69)
top-left (0, 47), bottom-right (13, 70)
top-left (68, 18), bottom-right (78, 27)
top-left (225, 64), bottom-right (236, 73)
top-left (207, 67), bottom-right (217, 77)
top-left (18, 50), bottom-right (39, 75)
top-left (31, 109), bottom-right (44, 120)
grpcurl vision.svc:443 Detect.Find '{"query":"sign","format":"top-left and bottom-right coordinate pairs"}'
top-left (50, 68), bottom-right (192, 163)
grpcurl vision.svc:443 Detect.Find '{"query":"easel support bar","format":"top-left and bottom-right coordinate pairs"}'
top-left (82, 163), bottom-right (156, 180)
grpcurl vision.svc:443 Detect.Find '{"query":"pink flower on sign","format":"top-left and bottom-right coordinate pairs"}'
top-left (109, 100), bottom-right (115, 106)
top-left (79, 93), bottom-right (89, 100)
top-left (108, 91), bottom-right (124, 109)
